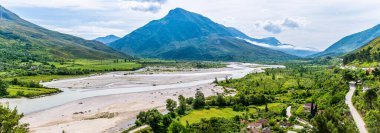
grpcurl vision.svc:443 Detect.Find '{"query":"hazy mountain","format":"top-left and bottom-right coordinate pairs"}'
top-left (0, 5), bottom-right (127, 59)
top-left (94, 35), bottom-right (120, 44)
top-left (312, 24), bottom-right (380, 57)
top-left (239, 38), bottom-right (320, 57)
top-left (343, 36), bottom-right (380, 64)
top-left (109, 8), bottom-right (298, 61)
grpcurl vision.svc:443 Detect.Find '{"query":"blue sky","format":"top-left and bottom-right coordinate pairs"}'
top-left (1, 0), bottom-right (380, 50)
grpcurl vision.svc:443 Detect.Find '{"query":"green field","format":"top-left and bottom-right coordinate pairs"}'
top-left (6, 85), bottom-right (60, 98)
top-left (50, 59), bottom-right (142, 71)
top-left (257, 103), bottom-right (287, 113)
top-left (179, 107), bottom-right (256, 125)
top-left (8, 75), bottom-right (86, 83)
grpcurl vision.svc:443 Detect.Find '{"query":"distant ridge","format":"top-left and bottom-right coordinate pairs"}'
top-left (94, 35), bottom-right (120, 45)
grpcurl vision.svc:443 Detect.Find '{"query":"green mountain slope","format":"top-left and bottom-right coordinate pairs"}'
top-left (156, 35), bottom-right (296, 61)
top-left (110, 8), bottom-right (297, 61)
top-left (343, 36), bottom-right (380, 64)
top-left (312, 24), bottom-right (380, 57)
top-left (0, 5), bottom-right (127, 60)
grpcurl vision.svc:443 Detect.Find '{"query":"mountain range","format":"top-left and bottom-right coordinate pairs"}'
top-left (0, 5), bottom-right (127, 60)
top-left (343, 35), bottom-right (380, 64)
top-left (94, 35), bottom-right (120, 44)
top-left (311, 24), bottom-right (380, 57)
top-left (109, 8), bottom-right (308, 61)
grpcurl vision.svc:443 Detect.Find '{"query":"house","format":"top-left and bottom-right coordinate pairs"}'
top-left (247, 122), bottom-right (262, 129)
top-left (303, 103), bottom-right (316, 112)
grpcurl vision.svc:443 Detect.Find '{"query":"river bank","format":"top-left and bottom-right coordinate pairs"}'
top-left (1, 63), bottom-right (283, 133)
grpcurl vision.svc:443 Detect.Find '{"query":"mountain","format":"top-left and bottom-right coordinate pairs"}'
top-left (109, 8), bottom-right (298, 61)
top-left (312, 24), bottom-right (380, 57)
top-left (94, 35), bottom-right (120, 44)
top-left (343, 36), bottom-right (380, 64)
top-left (239, 38), bottom-right (320, 57)
top-left (0, 5), bottom-right (127, 59)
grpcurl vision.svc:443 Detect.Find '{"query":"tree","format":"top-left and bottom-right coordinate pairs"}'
top-left (312, 109), bottom-right (348, 133)
top-left (0, 106), bottom-right (29, 133)
top-left (364, 88), bottom-right (378, 108)
top-left (177, 95), bottom-right (187, 115)
top-left (166, 99), bottom-right (177, 112)
top-left (216, 94), bottom-right (226, 106)
top-left (265, 103), bottom-right (269, 112)
top-left (0, 80), bottom-right (9, 97)
top-left (186, 97), bottom-right (194, 105)
top-left (281, 107), bottom-right (287, 117)
top-left (178, 95), bottom-right (185, 102)
top-left (136, 109), bottom-right (163, 133)
top-left (168, 121), bottom-right (186, 133)
top-left (162, 114), bottom-right (173, 128)
top-left (193, 91), bottom-right (205, 109)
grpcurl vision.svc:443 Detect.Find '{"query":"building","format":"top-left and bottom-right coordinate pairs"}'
top-left (247, 122), bottom-right (262, 130)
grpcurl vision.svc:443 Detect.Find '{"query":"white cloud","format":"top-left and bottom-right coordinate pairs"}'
top-left (254, 18), bottom-right (307, 34)
top-left (118, 0), bottom-right (167, 13)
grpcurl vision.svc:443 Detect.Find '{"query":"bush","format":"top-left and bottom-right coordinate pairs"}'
top-left (232, 103), bottom-right (247, 112)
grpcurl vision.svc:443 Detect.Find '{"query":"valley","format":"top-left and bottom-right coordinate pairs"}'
top-left (0, 2), bottom-right (380, 133)
top-left (0, 63), bottom-right (279, 132)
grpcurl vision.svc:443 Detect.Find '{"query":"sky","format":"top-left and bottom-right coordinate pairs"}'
top-left (1, 0), bottom-right (380, 50)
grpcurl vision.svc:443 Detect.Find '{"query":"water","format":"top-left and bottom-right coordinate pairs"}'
top-left (1, 63), bottom-right (283, 114)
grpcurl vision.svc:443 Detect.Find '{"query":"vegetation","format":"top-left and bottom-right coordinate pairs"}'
top-left (0, 105), bottom-right (29, 133)
top-left (0, 58), bottom-right (142, 98)
top-left (179, 108), bottom-right (256, 125)
top-left (345, 68), bottom-right (380, 132)
top-left (344, 36), bottom-right (380, 65)
top-left (129, 63), bottom-right (360, 132)
top-left (138, 59), bottom-right (226, 69)
top-left (0, 5), bottom-right (127, 60)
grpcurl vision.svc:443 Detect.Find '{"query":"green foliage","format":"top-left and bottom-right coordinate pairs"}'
top-left (136, 109), bottom-right (164, 133)
top-left (364, 88), bottom-right (378, 108)
top-left (364, 110), bottom-right (380, 133)
top-left (312, 108), bottom-right (357, 133)
top-left (193, 91), bottom-right (205, 109)
top-left (187, 117), bottom-right (241, 133)
top-left (168, 121), bottom-right (186, 133)
top-left (177, 95), bottom-right (187, 115)
top-left (0, 79), bottom-right (9, 96)
top-left (179, 108), bottom-right (255, 125)
top-left (344, 36), bottom-right (380, 64)
top-left (166, 99), bottom-right (177, 112)
top-left (0, 105), bottom-right (29, 133)
top-left (0, 6), bottom-right (127, 60)
top-left (232, 103), bottom-right (247, 112)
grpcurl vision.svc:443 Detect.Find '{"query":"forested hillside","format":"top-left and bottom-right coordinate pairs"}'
top-left (343, 36), bottom-right (380, 64)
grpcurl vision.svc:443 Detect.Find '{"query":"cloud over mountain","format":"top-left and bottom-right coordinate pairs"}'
top-left (120, 0), bottom-right (167, 13)
top-left (256, 18), bottom-right (306, 34)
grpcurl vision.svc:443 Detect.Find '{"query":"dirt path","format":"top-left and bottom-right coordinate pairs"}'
top-left (345, 81), bottom-right (368, 133)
